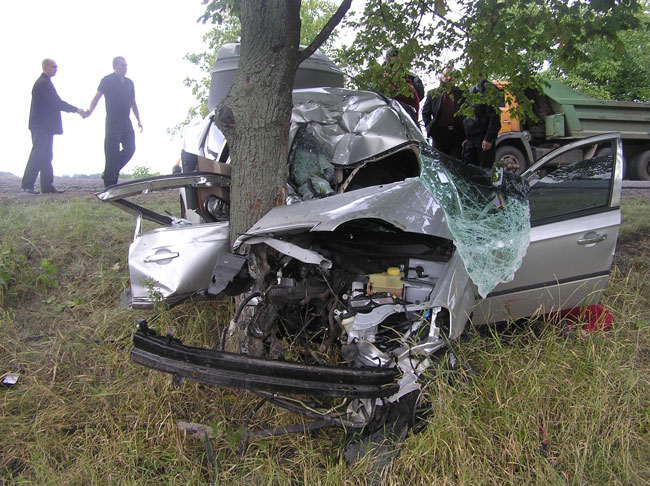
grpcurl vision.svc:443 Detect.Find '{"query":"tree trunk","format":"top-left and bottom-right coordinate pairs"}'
top-left (216, 0), bottom-right (302, 247)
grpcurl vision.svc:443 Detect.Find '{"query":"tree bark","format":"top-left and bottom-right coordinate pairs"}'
top-left (216, 0), bottom-right (301, 247)
top-left (214, 0), bottom-right (351, 248)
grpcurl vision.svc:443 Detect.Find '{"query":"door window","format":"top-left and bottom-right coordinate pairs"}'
top-left (527, 141), bottom-right (615, 224)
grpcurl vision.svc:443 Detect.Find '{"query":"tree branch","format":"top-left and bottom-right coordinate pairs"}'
top-left (407, 1), bottom-right (427, 45)
top-left (423, 1), bottom-right (467, 34)
top-left (297, 0), bottom-right (352, 64)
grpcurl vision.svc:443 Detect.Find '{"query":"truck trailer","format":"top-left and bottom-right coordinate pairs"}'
top-left (495, 79), bottom-right (650, 180)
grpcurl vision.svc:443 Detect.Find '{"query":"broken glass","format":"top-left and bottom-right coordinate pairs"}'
top-left (417, 148), bottom-right (531, 297)
top-left (289, 128), bottom-right (337, 199)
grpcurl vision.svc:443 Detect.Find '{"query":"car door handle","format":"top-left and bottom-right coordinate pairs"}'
top-left (144, 250), bottom-right (179, 263)
top-left (578, 232), bottom-right (607, 245)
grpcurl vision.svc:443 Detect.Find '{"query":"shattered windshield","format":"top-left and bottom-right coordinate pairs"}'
top-left (289, 127), bottom-right (338, 198)
top-left (417, 148), bottom-right (531, 297)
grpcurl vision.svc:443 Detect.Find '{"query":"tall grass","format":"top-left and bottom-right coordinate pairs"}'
top-left (1, 194), bottom-right (648, 485)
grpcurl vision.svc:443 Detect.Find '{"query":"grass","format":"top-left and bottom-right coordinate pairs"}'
top-left (0, 193), bottom-right (649, 485)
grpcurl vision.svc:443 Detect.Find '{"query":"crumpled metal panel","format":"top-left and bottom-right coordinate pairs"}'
top-left (285, 88), bottom-right (531, 298)
top-left (128, 222), bottom-right (230, 307)
top-left (290, 88), bottom-right (426, 168)
top-left (97, 173), bottom-right (229, 201)
top-left (240, 179), bottom-right (452, 243)
top-left (243, 236), bottom-right (332, 269)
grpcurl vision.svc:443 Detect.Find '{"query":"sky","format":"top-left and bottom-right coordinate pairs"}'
top-left (0, 0), bottom-right (211, 178)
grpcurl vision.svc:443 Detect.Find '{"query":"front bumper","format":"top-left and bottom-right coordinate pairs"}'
top-left (132, 323), bottom-right (399, 399)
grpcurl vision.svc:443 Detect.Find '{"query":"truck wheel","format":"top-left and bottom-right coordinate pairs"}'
top-left (495, 146), bottom-right (526, 175)
top-left (595, 147), bottom-right (612, 157)
top-left (629, 150), bottom-right (650, 181)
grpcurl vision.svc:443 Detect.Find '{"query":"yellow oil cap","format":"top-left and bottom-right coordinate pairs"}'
top-left (387, 267), bottom-right (400, 276)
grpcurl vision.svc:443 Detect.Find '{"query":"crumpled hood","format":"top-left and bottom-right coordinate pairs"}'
top-left (290, 87), bottom-right (427, 168)
top-left (240, 179), bottom-right (452, 241)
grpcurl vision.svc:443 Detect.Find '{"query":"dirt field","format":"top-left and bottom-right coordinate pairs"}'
top-left (0, 174), bottom-right (104, 202)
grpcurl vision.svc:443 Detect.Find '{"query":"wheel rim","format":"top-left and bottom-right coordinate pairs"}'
top-left (501, 154), bottom-right (521, 174)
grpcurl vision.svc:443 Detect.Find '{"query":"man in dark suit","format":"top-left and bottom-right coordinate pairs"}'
top-left (21, 59), bottom-right (85, 194)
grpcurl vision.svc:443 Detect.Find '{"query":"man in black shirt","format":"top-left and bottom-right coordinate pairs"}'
top-left (86, 56), bottom-right (143, 187)
top-left (22, 59), bottom-right (85, 194)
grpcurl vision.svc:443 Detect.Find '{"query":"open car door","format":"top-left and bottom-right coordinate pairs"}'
top-left (97, 173), bottom-right (231, 308)
top-left (473, 133), bottom-right (623, 324)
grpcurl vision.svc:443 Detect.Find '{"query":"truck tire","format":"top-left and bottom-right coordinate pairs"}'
top-left (629, 150), bottom-right (650, 181)
top-left (595, 147), bottom-right (612, 157)
top-left (495, 146), bottom-right (526, 175)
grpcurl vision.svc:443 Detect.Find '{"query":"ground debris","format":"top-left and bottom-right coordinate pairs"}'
top-left (177, 420), bottom-right (214, 439)
top-left (1, 373), bottom-right (19, 386)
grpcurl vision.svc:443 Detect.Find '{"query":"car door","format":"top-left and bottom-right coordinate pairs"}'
top-left (473, 133), bottom-right (623, 324)
top-left (97, 173), bottom-right (232, 308)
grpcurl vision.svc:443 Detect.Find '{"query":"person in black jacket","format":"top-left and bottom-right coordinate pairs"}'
top-left (462, 79), bottom-right (501, 169)
top-left (422, 67), bottom-right (465, 159)
top-left (21, 59), bottom-right (85, 194)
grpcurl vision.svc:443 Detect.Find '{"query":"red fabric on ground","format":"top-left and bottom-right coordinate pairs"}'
top-left (556, 304), bottom-right (614, 333)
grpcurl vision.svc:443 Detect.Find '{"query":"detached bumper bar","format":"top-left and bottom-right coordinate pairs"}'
top-left (131, 324), bottom-right (399, 398)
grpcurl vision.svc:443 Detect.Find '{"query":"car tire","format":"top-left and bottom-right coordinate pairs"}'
top-left (344, 390), bottom-right (419, 474)
top-left (495, 145), bottom-right (526, 175)
top-left (629, 150), bottom-right (650, 181)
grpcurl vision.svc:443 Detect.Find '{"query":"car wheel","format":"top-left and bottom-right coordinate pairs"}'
top-left (495, 145), bottom-right (526, 175)
top-left (343, 347), bottom-right (471, 473)
top-left (344, 390), bottom-right (419, 474)
top-left (629, 150), bottom-right (650, 181)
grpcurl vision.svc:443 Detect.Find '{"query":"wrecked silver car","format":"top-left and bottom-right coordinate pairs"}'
top-left (98, 86), bottom-right (622, 446)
